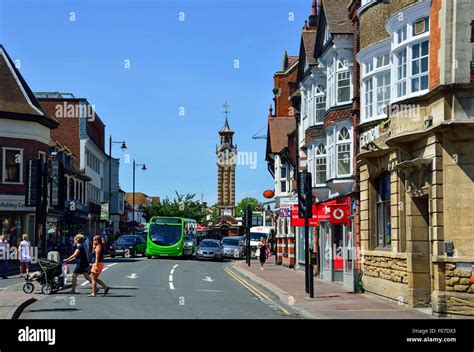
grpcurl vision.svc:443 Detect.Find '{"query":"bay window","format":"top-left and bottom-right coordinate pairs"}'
top-left (390, 10), bottom-right (430, 101)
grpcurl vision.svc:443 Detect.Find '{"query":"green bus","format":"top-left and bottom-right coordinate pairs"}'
top-left (146, 216), bottom-right (197, 258)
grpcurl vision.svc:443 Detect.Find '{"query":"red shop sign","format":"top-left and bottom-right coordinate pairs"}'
top-left (291, 205), bottom-right (319, 227)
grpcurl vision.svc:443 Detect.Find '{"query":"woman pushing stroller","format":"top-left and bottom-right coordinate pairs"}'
top-left (63, 234), bottom-right (110, 296)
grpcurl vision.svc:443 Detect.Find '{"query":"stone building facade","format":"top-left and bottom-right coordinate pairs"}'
top-left (356, 0), bottom-right (474, 316)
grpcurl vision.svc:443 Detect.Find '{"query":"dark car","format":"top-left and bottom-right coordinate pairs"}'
top-left (110, 235), bottom-right (147, 258)
top-left (137, 231), bottom-right (147, 242)
top-left (196, 239), bottom-right (224, 261)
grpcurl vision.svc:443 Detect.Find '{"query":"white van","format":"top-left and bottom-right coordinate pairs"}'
top-left (249, 226), bottom-right (275, 257)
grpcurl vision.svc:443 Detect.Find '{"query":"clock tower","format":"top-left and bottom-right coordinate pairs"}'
top-left (216, 102), bottom-right (236, 217)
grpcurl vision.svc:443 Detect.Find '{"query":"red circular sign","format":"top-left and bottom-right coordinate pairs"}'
top-left (263, 190), bottom-right (275, 199)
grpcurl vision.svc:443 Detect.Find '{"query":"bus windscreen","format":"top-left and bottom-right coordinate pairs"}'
top-left (149, 224), bottom-right (182, 246)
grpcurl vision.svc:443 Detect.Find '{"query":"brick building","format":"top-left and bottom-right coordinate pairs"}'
top-left (0, 45), bottom-right (59, 248)
top-left (36, 92), bottom-right (108, 235)
top-left (265, 51), bottom-right (298, 268)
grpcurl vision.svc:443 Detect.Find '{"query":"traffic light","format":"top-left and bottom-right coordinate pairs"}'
top-left (297, 171), bottom-right (313, 218)
top-left (243, 206), bottom-right (252, 229)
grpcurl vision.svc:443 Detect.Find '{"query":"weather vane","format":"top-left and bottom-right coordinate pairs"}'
top-left (223, 101), bottom-right (230, 119)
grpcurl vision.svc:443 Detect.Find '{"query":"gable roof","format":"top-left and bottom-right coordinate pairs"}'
top-left (302, 30), bottom-right (317, 65)
top-left (267, 117), bottom-right (296, 155)
top-left (322, 0), bottom-right (353, 35)
top-left (0, 45), bottom-right (58, 128)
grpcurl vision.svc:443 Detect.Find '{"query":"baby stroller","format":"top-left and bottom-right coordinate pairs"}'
top-left (23, 251), bottom-right (67, 295)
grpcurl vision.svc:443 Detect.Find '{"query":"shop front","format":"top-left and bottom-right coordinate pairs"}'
top-left (0, 195), bottom-right (36, 247)
top-left (318, 196), bottom-right (355, 291)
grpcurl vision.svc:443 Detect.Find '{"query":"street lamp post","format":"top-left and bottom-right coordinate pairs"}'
top-left (109, 135), bottom-right (126, 234)
top-left (132, 160), bottom-right (147, 234)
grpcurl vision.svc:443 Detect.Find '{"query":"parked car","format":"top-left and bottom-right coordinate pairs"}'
top-left (183, 233), bottom-right (196, 257)
top-left (110, 235), bottom-right (147, 258)
top-left (196, 239), bottom-right (224, 261)
top-left (221, 236), bottom-right (245, 259)
top-left (137, 231), bottom-right (147, 242)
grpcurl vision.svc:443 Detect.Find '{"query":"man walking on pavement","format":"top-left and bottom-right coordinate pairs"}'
top-left (0, 235), bottom-right (9, 279)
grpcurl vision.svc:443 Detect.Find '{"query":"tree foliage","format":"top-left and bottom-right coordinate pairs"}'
top-left (142, 193), bottom-right (205, 224)
top-left (235, 197), bottom-right (262, 217)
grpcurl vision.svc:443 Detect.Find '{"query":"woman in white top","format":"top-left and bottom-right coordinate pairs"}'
top-left (18, 234), bottom-right (32, 278)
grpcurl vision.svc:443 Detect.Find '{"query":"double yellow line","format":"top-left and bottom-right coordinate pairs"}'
top-left (224, 266), bottom-right (291, 316)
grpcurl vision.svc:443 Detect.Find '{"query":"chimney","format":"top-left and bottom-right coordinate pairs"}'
top-left (308, 0), bottom-right (318, 29)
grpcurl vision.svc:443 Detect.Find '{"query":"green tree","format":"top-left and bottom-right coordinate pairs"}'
top-left (142, 193), bottom-right (206, 224)
top-left (235, 197), bottom-right (262, 217)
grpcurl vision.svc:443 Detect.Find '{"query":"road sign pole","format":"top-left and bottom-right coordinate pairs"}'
top-left (304, 211), bottom-right (309, 294)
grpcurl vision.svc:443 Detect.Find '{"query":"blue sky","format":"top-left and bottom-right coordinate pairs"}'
top-left (0, 0), bottom-right (309, 205)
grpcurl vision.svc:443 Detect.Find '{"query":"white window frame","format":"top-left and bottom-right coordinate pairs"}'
top-left (410, 40), bottom-right (430, 93)
top-left (327, 62), bottom-right (334, 109)
top-left (315, 143), bottom-right (327, 187)
top-left (364, 77), bottom-right (374, 119)
top-left (326, 128), bottom-right (336, 180)
top-left (389, 6), bottom-right (431, 103)
top-left (38, 151), bottom-right (47, 163)
top-left (314, 84), bottom-right (326, 124)
top-left (336, 59), bottom-right (352, 105)
top-left (336, 127), bottom-right (352, 178)
top-left (2, 147), bottom-right (24, 184)
top-left (360, 51), bottom-right (391, 122)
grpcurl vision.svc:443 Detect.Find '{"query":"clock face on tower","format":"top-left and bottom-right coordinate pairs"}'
top-left (217, 147), bottom-right (236, 167)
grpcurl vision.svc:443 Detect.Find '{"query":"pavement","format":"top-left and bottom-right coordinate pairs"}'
top-left (11, 256), bottom-right (300, 319)
top-left (232, 255), bottom-right (438, 319)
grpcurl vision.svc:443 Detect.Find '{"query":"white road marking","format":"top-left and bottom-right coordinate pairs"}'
top-left (79, 262), bottom-right (118, 286)
top-left (169, 264), bottom-right (178, 290)
top-left (126, 273), bottom-right (138, 279)
top-left (202, 276), bottom-right (215, 282)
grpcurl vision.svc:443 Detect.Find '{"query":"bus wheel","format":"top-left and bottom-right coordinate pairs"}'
top-left (147, 255), bottom-right (152, 259)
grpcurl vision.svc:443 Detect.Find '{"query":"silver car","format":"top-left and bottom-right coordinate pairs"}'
top-left (196, 239), bottom-right (224, 261)
top-left (221, 236), bottom-right (245, 259)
